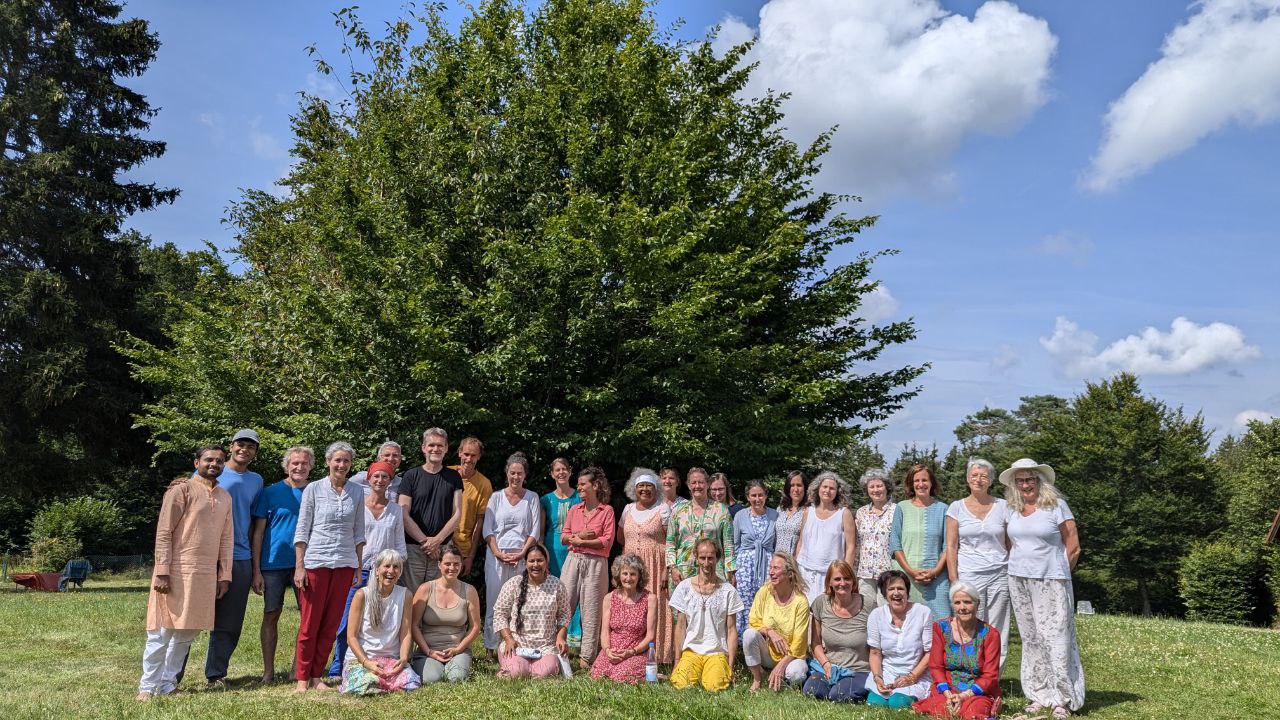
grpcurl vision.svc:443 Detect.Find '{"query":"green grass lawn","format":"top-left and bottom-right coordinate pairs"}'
top-left (1, 578), bottom-right (1277, 719)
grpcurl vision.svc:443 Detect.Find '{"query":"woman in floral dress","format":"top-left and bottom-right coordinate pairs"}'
top-left (665, 467), bottom-right (736, 584)
top-left (590, 554), bottom-right (657, 683)
top-left (732, 480), bottom-right (777, 635)
top-left (620, 468), bottom-right (675, 663)
top-left (855, 468), bottom-right (897, 608)
top-left (775, 471), bottom-right (808, 556)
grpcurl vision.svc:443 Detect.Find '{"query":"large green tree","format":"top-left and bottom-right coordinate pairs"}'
top-left (0, 0), bottom-right (175, 542)
top-left (126, 0), bottom-right (923, 484)
top-left (1029, 373), bottom-right (1219, 616)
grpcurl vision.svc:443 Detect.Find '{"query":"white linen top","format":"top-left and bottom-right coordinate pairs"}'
top-left (866, 602), bottom-right (933, 700)
top-left (1007, 499), bottom-right (1075, 580)
top-left (482, 488), bottom-right (541, 551)
top-left (669, 578), bottom-right (744, 656)
top-left (946, 498), bottom-right (1009, 576)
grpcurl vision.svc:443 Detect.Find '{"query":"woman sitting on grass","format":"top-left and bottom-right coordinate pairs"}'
top-left (669, 539), bottom-right (743, 692)
top-left (339, 549), bottom-right (420, 695)
top-left (802, 560), bottom-right (872, 703)
top-left (493, 542), bottom-right (572, 679)
top-left (867, 569), bottom-right (933, 710)
top-left (410, 543), bottom-right (481, 683)
top-left (743, 552), bottom-right (810, 692)
top-left (590, 553), bottom-right (657, 683)
top-left (911, 582), bottom-right (1001, 719)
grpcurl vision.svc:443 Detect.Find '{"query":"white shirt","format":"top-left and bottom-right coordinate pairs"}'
top-left (1006, 499), bottom-right (1075, 580)
top-left (361, 502), bottom-right (408, 570)
top-left (946, 498), bottom-right (1009, 576)
top-left (867, 603), bottom-right (933, 700)
top-left (621, 501), bottom-right (669, 527)
top-left (482, 489), bottom-right (541, 551)
top-left (796, 506), bottom-right (847, 572)
top-left (670, 578), bottom-right (744, 656)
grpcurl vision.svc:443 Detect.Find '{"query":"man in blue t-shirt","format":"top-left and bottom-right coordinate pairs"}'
top-left (250, 444), bottom-right (313, 683)
top-left (179, 428), bottom-right (265, 688)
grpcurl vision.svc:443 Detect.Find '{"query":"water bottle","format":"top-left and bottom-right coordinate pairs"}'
top-left (644, 641), bottom-right (658, 683)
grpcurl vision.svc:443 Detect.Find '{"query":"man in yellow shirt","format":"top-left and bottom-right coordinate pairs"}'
top-left (449, 436), bottom-right (492, 576)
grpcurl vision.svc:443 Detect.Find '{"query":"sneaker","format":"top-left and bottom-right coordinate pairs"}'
top-left (205, 678), bottom-right (227, 691)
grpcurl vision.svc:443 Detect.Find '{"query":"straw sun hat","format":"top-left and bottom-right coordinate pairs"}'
top-left (997, 458), bottom-right (1057, 489)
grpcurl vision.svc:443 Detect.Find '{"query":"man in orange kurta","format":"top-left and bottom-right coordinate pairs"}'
top-left (137, 445), bottom-right (234, 700)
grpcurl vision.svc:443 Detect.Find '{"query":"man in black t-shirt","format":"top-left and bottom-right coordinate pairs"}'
top-left (397, 427), bottom-right (463, 591)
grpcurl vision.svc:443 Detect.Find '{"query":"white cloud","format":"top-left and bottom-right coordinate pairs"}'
top-left (1032, 233), bottom-right (1094, 267)
top-left (859, 284), bottom-right (900, 324)
top-left (1234, 409), bottom-right (1277, 429)
top-left (248, 116), bottom-right (288, 162)
top-left (1085, 0), bottom-right (1280, 191)
top-left (991, 344), bottom-right (1020, 371)
top-left (305, 71), bottom-right (342, 100)
top-left (197, 112), bottom-right (222, 129)
top-left (1041, 316), bottom-right (1262, 377)
top-left (714, 0), bottom-right (1057, 199)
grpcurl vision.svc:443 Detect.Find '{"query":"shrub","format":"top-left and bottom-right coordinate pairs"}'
top-left (29, 537), bottom-right (84, 573)
top-left (29, 496), bottom-right (131, 555)
top-left (1265, 547), bottom-right (1280, 627)
top-left (1178, 538), bottom-right (1262, 625)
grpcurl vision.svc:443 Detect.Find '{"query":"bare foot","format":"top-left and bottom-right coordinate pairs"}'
top-left (749, 679), bottom-right (761, 692)
top-left (310, 679), bottom-right (334, 691)
top-left (135, 692), bottom-right (152, 702)
top-left (294, 680), bottom-right (309, 693)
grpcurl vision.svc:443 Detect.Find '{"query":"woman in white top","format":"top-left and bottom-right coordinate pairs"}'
top-left (340, 549), bottom-right (420, 694)
top-left (330, 461), bottom-right (407, 678)
top-left (482, 452), bottom-right (543, 651)
top-left (669, 539), bottom-right (743, 692)
top-left (1000, 458), bottom-right (1084, 719)
top-left (793, 471), bottom-right (857, 603)
top-left (866, 569), bottom-right (932, 710)
top-left (944, 457), bottom-right (1010, 667)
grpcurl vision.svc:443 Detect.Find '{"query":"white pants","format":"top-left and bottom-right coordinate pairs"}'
top-left (1009, 576), bottom-right (1086, 711)
top-left (484, 547), bottom-right (525, 649)
top-left (858, 578), bottom-right (889, 610)
top-left (798, 566), bottom-right (826, 603)
top-left (962, 568), bottom-right (1011, 670)
top-left (139, 628), bottom-right (200, 694)
top-left (742, 628), bottom-right (807, 685)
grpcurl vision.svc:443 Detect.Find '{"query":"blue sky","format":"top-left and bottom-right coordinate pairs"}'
top-left (120, 0), bottom-right (1280, 460)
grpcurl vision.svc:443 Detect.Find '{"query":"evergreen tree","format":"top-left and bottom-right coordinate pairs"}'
top-left (1029, 373), bottom-right (1219, 616)
top-left (0, 0), bottom-right (175, 539)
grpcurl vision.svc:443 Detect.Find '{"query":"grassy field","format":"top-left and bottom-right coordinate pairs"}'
top-left (1, 578), bottom-right (1278, 720)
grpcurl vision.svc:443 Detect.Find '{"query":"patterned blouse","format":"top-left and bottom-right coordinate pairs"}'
top-left (665, 501), bottom-right (736, 579)
top-left (491, 574), bottom-right (571, 654)
top-left (774, 506), bottom-right (805, 557)
top-left (855, 502), bottom-right (897, 580)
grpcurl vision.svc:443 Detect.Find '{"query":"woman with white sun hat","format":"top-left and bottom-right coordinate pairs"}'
top-left (1000, 458), bottom-right (1084, 719)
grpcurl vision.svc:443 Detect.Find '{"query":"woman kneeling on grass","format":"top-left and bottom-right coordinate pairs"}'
top-left (669, 539), bottom-right (743, 692)
top-left (590, 553), bottom-right (658, 683)
top-left (411, 543), bottom-right (482, 683)
top-left (911, 582), bottom-right (1001, 719)
top-left (340, 549), bottom-right (421, 695)
top-left (493, 542), bottom-right (572, 679)
top-left (744, 552), bottom-right (810, 692)
top-left (803, 560), bottom-right (873, 703)
top-left (867, 569), bottom-right (933, 710)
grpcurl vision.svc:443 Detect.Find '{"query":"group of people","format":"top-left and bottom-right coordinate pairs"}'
top-left (138, 427), bottom-right (1086, 719)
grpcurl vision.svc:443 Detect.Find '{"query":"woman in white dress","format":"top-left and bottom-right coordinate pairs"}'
top-left (945, 457), bottom-right (1010, 667)
top-left (793, 471), bottom-right (857, 602)
top-left (481, 452), bottom-right (542, 652)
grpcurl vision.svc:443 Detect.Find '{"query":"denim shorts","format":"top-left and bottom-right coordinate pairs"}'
top-left (262, 568), bottom-right (298, 613)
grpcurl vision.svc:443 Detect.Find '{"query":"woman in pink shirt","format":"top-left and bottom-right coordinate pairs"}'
top-left (560, 466), bottom-right (616, 669)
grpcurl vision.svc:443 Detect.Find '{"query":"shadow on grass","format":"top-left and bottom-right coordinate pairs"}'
top-left (1082, 690), bottom-right (1143, 714)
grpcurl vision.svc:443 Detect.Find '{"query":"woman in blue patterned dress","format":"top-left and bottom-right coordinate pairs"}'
top-left (732, 480), bottom-right (777, 635)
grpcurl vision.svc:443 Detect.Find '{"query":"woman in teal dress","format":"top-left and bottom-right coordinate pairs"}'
top-left (540, 457), bottom-right (582, 646)
top-left (889, 464), bottom-right (951, 619)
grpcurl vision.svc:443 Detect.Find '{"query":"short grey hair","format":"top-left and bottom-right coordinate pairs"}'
top-left (624, 467), bottom-right (659, 502)
top-left (807, 470), bottom-right (852, 508)
top-left (966, 457), bottom-right (996, 479)
top-left (281, 445), bottom-right (315, 472)
top-left (950, 581), bottom-right (981, 609)
top-left (422, 427), bottom-right (448, 444)
top-left (324, 441), bottom-right (354, 461)
top-left (377, 440), bottom-right (402, 455)
top-left (859, 468), bottom-right (892, 498)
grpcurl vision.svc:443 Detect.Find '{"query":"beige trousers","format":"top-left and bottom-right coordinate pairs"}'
top-left (560, 553), bottom-right (609, 662)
